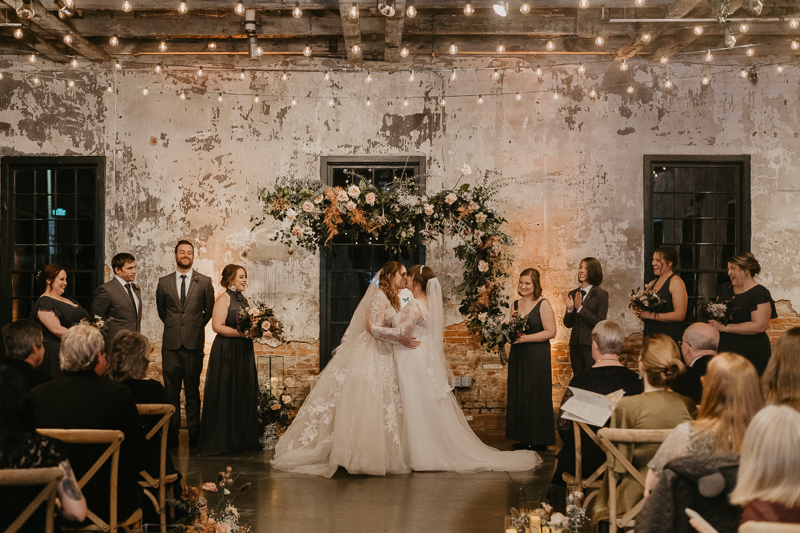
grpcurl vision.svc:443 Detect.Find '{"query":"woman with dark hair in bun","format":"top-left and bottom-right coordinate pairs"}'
top-left (29, 264), bottom-right (89, 378)
top-left (710, 252), bottom-right (777, 376)
top-left (633, 246), bottom-right (688, 345)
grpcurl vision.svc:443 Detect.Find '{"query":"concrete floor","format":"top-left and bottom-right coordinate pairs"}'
top-left (169, 430), bottom-right (558, 533)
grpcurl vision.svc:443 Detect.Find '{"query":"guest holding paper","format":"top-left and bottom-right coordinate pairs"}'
top-left (634, 246), bottom-right (688, 346)
top-left (562, 257), bottom-right (609, 377)
top-left (551, 320), bottom-right (642, 486)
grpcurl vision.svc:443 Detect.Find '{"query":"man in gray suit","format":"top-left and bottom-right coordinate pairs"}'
top-left (156, 240), bottom-right (214, 447)
top-left (91, 253), bottom-right (142, 351)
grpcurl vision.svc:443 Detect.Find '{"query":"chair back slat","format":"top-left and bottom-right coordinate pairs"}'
top-left (0, 467), bottom-right (62, 533)
top-left (136, 403), bottom-right (176, 532)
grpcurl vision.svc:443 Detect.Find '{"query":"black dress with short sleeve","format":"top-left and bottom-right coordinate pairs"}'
top-left (506, 299), bottom-right (556, 447)
top-left (30, 296), bottom-right (89, 378)
top-left (716, 283), bottom-right (777, 375)
top-left (642, 273), bottom-right (686, 345)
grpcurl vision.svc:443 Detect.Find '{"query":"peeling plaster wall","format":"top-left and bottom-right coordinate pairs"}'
top-left (1, 57), bottom-right (798, 426)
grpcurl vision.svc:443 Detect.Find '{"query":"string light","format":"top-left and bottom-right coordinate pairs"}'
top-left (208, 42), bottom-right (217, 50)
top-left (578, 63), bottom-right (585, 73)
top-left (115, 61), bottom-right (122, 69)
top-left (63, 34), bottom-right (73, 44)
top-left (440, 97), bottom-right (446, 105)
top-left (329, 96), bottom-right (335, 106)
top-left (409, 70), bottom-right (415, 81)
top-left (282, 71), bottom-right (289, 81)
top-left (324, 71), bottom-right (331, 81)
top-left (739, 68), bottom-right (748, 78)
top-left (366, 70), bottom-right (373, 82)
top-left (400, 47), bottom-right (409, 57)
top-left (197, 66), bottom-right (204, 76)
top-left (180, 89), bottom-right (186, 99)
top-left (520, 3), bottom-right (530, 13)
top-left (746, 47), bottom-right (754, 57)
top-left (464, 3), bottom-right (474, 15)
top-left (635, 0), bottom-right (644, 6)
top-left (642, 33), bottom-right (651, 42)
top-left (492, 68), bottom-right (500, 79)
top-left (705, 50), bottom-right (713, 62)
top-left (693, 26), bottom-right (703, 35)
top-left (122, 0), bottom-right (132, 12)
top-left (403, 98), bottom-right (409, 106)
top-left (595, 36), bottom-right (604, 46)
top-left (178, 1), bottom-right (187, 14)
top-left (589, 86), bottom-right (597, 98)
top-left (110, 36), bottom-right (119, 46)
top-left (626, 85), bottom-right (634, 93)
top-left (740, 23), bottom-right (749, 33)
top-left (497, 44), bottom-right (505, 53)
top-left (553, 90), bottom-right (559, 100)
top-left (218, 92), bottom-right (223, 101)
top-left (240, 69), bottom-right (246, 79)
top-left (701, 75), bottom-right (710, 85)
top-left (107, 85), bottom-right (113, 93)
top-left (450, 69), bottom-right (457, 81)
top-left (235, 2), bottom-right (244, 15)
top-left (28, 54), bottom-right (36, 64)
top-left (406, 4), bottom-right (416, 17)
top-left (660, 56), bottom-right (669, 64)
top-left (791, 17), bottom-right (799, 29)
top-left (291, 96), bottom-right (297, 105)
top-left (536, 65), bottom-right (542, 76)
top-left (256, 46), bottom-right (263, 56)
top-left (68, 80), bottom-right (75, 88)
top-left (33, 77), bottom-right (40, 85)
top-left (159, 41), bottom-right (167, 52)
top-left (449, 44), bottom-right (458, 54)
top-left (366, 97), bottom-right (372, 106)
top-left (777, 64), bottom-right (784, 73)
top-left (477, 94), bottom-right (483, 103)
top-left (349, 3), bottom-right (358, 18)
top-left (71, 58), bottom-right (78, 68)
top-left (254, 94), bottom-right (260, 103)
top-left (143, 87), bottom-right (149, 95)
top-left (792, 41), bottom-right (800, 50)
top-left (579, 0), bottom-right (589, 8)
top-left (352, 44), bottom-right (360, 53)
top-left (546, 41), bottom-right (555, 51)
top-left (664, 78), bottom-right (673, 89)
top-left (14, 28), bottom-right (23, 39)
top-left (303, 45), bottom-right (312, 56)
top-left (292, 3), bottom-right (303, 17)
top-left (155, 63), bottom-right (162, 73)
top-left (620, 59), bottom-right (628, 71)
top-left (515, 92), bottom-right (522, 100)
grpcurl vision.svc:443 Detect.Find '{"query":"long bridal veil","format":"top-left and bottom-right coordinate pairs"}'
top-left (425, 277), bottom-right (455, 398)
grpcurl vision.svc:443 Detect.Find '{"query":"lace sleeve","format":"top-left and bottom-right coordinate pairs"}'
top-left (371, 301), bottom-right (422, 343)
top-left (366, 292), bottom-right (391, 330)
top-left (647, 421), bottom-right (693, 474)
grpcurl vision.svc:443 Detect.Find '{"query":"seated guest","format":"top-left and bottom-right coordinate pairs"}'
top-left (590, 334), bottom-right (696, 531)
top-left (761, 327), bottom-right (800, 411)
top-left (32, 324), bottom-right (147, 525)
top-left (552, 320), bottom-right (643, 486)
top-left (0, 367), bottom-right (87, 532)
top-left (644, 352), bottom-right (763, 497)
top-left (671, 323), bottom-right (719, 405)
top-left (729, 405), bottom-right (800, 525)
top-left (1, 319), bottom-right (51, 389)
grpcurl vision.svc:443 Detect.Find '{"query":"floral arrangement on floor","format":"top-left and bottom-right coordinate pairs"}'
top-left (78, 315), bottom-right (108, 335)
top-left (167, 466), bottom-right (251, 533)
top-left (235, 304), bottom-right (286, 344)
top-left (257, 377), bottom-right (294, 450)
top-left (699, 300), bottom-right (734, 325)
top-left (509, 503), bottom-right (570, 532)
top-left (252, 165), bottom-right (516, 355)
top-left (629, 286), bottom-right (663, 312)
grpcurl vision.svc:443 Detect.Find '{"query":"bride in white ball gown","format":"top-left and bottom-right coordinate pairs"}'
top-left (368, 265), bottom-right (542, 473)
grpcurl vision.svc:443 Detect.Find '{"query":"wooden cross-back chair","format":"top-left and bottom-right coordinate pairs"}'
top-left (37, 429), bottom-right (142, 533)
top-left (597, 427), bottom-right (673, 533)
top-left (136, 404), bottom-right (178, 532)
top-left (0, 467), bottom-right (63, 533)
top-left (739, 523), bottom-right (800, 533)
top-left (560, 420), bottom-right (606, 510)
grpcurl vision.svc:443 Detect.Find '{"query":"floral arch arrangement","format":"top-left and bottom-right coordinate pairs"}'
top-left (252, 166), bottom-right (521, 358)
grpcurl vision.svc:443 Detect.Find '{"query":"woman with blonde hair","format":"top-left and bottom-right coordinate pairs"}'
top-left (590, 334), bottom-right (695, 530)
top-left (761, 327), bottom-right (800, 411)
top-left (643, 352), bottom-right (764, 496)
top-left (729, 405), bottom-right (800, 524)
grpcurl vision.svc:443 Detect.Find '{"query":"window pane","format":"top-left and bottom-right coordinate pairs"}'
top-left (717, 245), bottom-right (737, 268)
top-left (55, 169), bottom-right (76, 194)
top-left (55, 220), bottom-right (76, 245)
top-left (76, 169), bottom-right (96, 194)
top-left (674, 170), bottom-right (693, 192)
top-left (678, 244), bottom-right (696, 269)
top-left (14, 246), bottom-right (35, 269)
top-left (15, 169), bottom-right (35, 194)
top-left (35, 195), bottom-right (51, 219)
top-left (653, 219), bottom-right (673, 245)
top-left (330, 272), bottom-right (360, 297)
top-left (653, 194), bottom-right (672, 218)
top-left (52, 196), bottom-right (75, 219)
top-left (674, 194), bottom-right (695, 219)
top-left (76, 195), bottom-right (96, 220)
top-left (654, 170), bottom-right (673, 192)
top-left (16, 221), bottom-right (35, 244)
top-left (716, 220), bottom-right (736, 244)
top-left (11, 273), bottom-right (34, 298)
top-left (73, 272), bottom-right (95, 298)
top-left (695, 171), bottom-right (716, 193)
top-left (15, 195), bottom-right (35, 219)
top-left (697, 272), bottom-right (719, 300)
top-left (12, 299), bottom-right (33, 322)
top-left (716, 174), bottom-right (736, 193)
top-left (716, 194), bottom-right (736, 218)
top-left (695, 194), bottom-right (714, 217)
top-left (76, 246), bottom-right (95, 270)
top-left (35, 170), bottom-right (51, 195)
top-left (698, 245), bottom-right (716, 269)
top-left (698, 219), bottom-right (715, 244)
top-left (77, 220), bottom-right (95, 244)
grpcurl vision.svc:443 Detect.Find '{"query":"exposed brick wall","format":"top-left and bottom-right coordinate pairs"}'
top-left (148, 304), bottom-right (798, 430)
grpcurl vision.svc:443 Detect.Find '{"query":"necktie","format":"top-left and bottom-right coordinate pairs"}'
top-left (125, 283), bottom-right (138, 316)
top-left (180, 275), bottom-right (187, 306)
top-left (581, 289), bottom-right (587, 298)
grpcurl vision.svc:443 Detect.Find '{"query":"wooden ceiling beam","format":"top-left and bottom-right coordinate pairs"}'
top-left (613, 0), bottom-right (710, 59)
top-left (384, 0), bottom-right (407, 63)
top-left (26, 33), bottom-right (73, 63)
top-left (72, 0), bottom-right (680, 9)
top-left (338, 0), bottom-right (363, 61)
top-left (648, 0), bottom-right (744, 57)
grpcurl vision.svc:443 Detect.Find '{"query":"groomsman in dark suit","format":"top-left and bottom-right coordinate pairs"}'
top-left (156, 240), bottom-right (214, 447)
top-left (91, 252), bottom-right (142, 350)
top-left (562, 257), bottom-right (609, 377)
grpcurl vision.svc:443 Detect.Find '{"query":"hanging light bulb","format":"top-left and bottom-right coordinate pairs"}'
top-left (620, 59), bottom-right (629, 71)
top-left (406, 4), bottom-right (416, 17)
top-left (693, 26), bottom-right (703, 35)
top-left (642, 33), bottom-right (651, 42)
top-left (366, 70), bottom-right (373, 82)
top-left (660, 56), bottom-right (669, 64)
top-left (180, 89), bottom-right (186, 99)
top-left (520, 3), bottom-right (530, 13)
top-left (107, 85), bottom-right (113, 92)
top-left (701, 75), bottom-right (710, 85)
top-left (552, 90), bottom-right (559, 100)
top-left (32, 76), bottom-right (40, 85)
top-left (292, 3), bottom-right (303, 17)
top-left (155, 63), bottom-right (162, 73)
top-left (464, 3), bottom-right (474, 15)
top-left (366, 97), bottom-right (372, 107)
top-left (218, 93), bottom-right (223, 101)
top-left (240, 69), bottom-right (246, 79)
top-left (664, 78), bottom-right (673, 88)
top-left (440, 97), bottom-right (447, 105)
top-left (197, 66), bottom-right (204, 76)
top-left (292, 96), bottom-right (298, 105)
top-left (303, 45), bottom-right (312, 56)
top-left (477, 94), bottom-right (483, 104)
top-left (254, 94), bottom-right (260, 103)
top-left (349, 3), bottom-right (358, 18)
top-left (14, 28), bottom-right (23, 39)
top-left (790, 17), bottom-right (799, 29)
top-left (589, 86), bottom-right (597, 98)
top-left (515, 92), bottom-right (522, 100)
top-left (403, 98), bottom-right (409, 106)
top-left (71, 58), bottom-right (78, 68)
top-left (63, 34), bottom-right (73, 44)
top-left (400, 47), bottom-right (409, 57)
top-left (746, 46), bottom-right (754, 56)
top-left (178, 1), bottom-right (188, 14)
top-left (58, 1), bottom-right (73, 16)
top-left (159, 41), bottom-right (167, 52)
top-left (705, 50), bottom-right (713, 62)
top-left (28, 54), bottom-right (36, 64)
top-left (352, 44), bottom-right (360, 53)
top-left (409, 70), bottom-right (415, 81)
top-left (536, 65), bottom-right (542, 76)
top-left (123, 0), bottom-right (132, 11)
top-left (256, 46), bottom-right (263, 56)
top-left (143, 87), bottom-right (149, 95)
top-left (579, 0), bottom-right (589, 8)
top-left (449, 43), bottom-right (458, 54)
top-left (626, 85), bottom-right (634, 93)
top-left (492, 2), bottom-right (509, 16)
top-left (740, 23), bottom-right (749, 33)
top-left (328, 96), bottom-right (335, 106)
top-left (324, 71), bottom-right (331, 81)
top-left (578, 63), bottom-right (585, 74)
top-left (450, 69), bottom-right (457, 81)
top-left (792, 40), bottom-right (800, 50)
top-left (635, 0), bottom-right (644, 6)
top-left (739, 68), bottom-right (748, 78)
top-left (115, 61), bottom-right (122, 69)
top-left (208, 42), bottom-right (217, 50)
top-left (110, 36), bottom-right (119, 46)
top-left (282, 71), bottom-right (289, 81)
top-left (497, 44), bottom-right (505, 53)
top-left (492, 68), bottom-right (500, 79)
top-left (235, 2), bottom-right (244, 14)
top-left (546, 41), bottom-right (555, 51)
top-left (595, 36), bottom-right (604, 45)
top-left (777, 64), bottom-right (784, 73)
top-left (68, 80), bottom-right (75, 88)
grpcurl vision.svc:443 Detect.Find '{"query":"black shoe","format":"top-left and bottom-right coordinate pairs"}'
top-left (531, 444), bottom-right (550, 452)
top-left (511, 442), bottom-right (526, 451)
top-left (189, 435), bottom-right (199, 448)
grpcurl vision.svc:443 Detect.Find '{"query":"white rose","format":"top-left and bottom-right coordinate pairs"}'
top-left (347, 185), bottom-right (361, 198)
top-left (478, 312), bottom-right (488, 323)
top-left (365, 192), bottom-right (376, 206)
top-left (477, 260), bottom-right (489, 273)
top-left (346, 201), bottom-right (357, 211)
top-left (468, 201), bottom-right (479, 212)
top-left (314, 195), bottom-right (323, 204)
top-left (281, 394), bottom-right (292, 404)
top-left (247, 307), bottom-right (260, 316)
top-left (492, 241), bottom-right (502, 253)
top-left (285, 208), bottom-right (296, 221)
top-left (475, 212), bottom-right (487, 223)
top-left (302, 201), bottom-right (314, 213)
top-left (445, 193), bottom-right (458, 205)
top-left (291, 226), bottom-right (303, 237)
top-left (424, 204), bottom-right (434, 215)
top-left (337, 189), bottom-right (349, 202)
top-left (460, 163), bottom-right (472, 176)
top-left (550, 513), bottom-right (568, 526)
top-left (285, 377), bottom-right (295, 387)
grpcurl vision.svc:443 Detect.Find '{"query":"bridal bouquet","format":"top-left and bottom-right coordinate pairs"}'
top-left (168, 466), bottom-right (251, 532)
top-left (235, 304), bottom-right (286, 343)
top-left (484, 312), bottom-right (528, 365)
top-left (78, 315), bottom-right (108, 335)
top-left (700, 300), bottom-right (735, 325)
top-left (629, 286), bottom-right (662, 311)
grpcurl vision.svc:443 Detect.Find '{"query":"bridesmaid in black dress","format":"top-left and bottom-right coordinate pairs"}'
top-left (634, 246), bottom-right (688, 345)
top-left (30, 264), bottom-right (89, 378)
top-left (506, 268), bottom-right (557, 451)
top-left (710, 253), bottom-right (777, 376)
top-left (197, 264), bottom-right (259, 455)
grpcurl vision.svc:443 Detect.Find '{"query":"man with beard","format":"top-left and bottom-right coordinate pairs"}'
top-left (156, 240), bottom-right (214, 447)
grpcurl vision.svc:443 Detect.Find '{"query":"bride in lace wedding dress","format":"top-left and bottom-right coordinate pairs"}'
top-left (369, 265), bottom-right (542, 472)
top-left (270, 261), bottom-right (415, 477)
